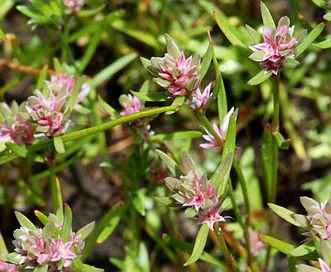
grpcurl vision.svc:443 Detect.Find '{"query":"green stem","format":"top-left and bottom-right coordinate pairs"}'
top-left (196, 113), bottom-right (224, 145)
top-left (214, 223), bottom-right (237, 272)
top-left (233, 159), bottom-right (252, 268)
top-left (0, 105), bottom-right (180, 165)
top-left (271, 80), bottom-right (280, 203)
top-left (272, 81), bottom-right (280, 133)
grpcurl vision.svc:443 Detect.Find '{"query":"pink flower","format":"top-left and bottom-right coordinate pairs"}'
top-left (50, 74), bottom-right (90, 108)
top-left (49, 237), bottom-right (76, 269)
top-left (247, 230), bottom-right (265, 257)
top-left (156, 52), bottom-right (200, 96)
top-left (190, 83), bottom-right (213, 110)
top-left (198, 205), bottom-right (226, 231)
top-left (119, 94), bottom-right (142, 116)
top-left (300, 197), bottom-right (331, 239)
top-left (249, 16), bottom-right (298, 75)
top-left (63, 0), bottom-right (84, 12)
top-left (182, 171), bottom-right (218, 211)
top-left (319, 258), bottom-right (331, 272)
top-left (200, 107), bottom-right (238, 149)
top-left (26, 90), bottom-right (69, 137)
top-left (0, 102), bottom-right (34, 145)
top-left (0, 261), bottom-right (20, 272)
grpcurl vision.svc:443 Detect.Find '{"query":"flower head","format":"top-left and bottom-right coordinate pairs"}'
top-left (198, 205), bottom-right (226, 231)
top-left (300, 197), bottom-right (331, 239)
top-left (141, 35), bottom-right (200, 97)
top-left (190, 83), bottom-right (213, 110)
top-left (163, 152), bottom-right (225, 231)
top-left (0, 261), bottom-right (20, 272)
top-left (0, 102), bottom-right (34, 145)
top-left (249, 16), bottom-right (301, 75)
top-left (119, 94), bottom-right (142, 117)
top-left (200, 107), bottom-right (238, 149)
top-left (26, 90), bottom-right (70, 137)
top-left (63, 0), bottom-right (84, 12)
top-left (50, 74), bottom-right (90, 109)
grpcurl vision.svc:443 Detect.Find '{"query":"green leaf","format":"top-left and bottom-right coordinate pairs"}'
top-left (296, 265), bottom-right (321, 272)
top-left (199, 41), bottom-right (213, 79)
top-left (163, 234), bottom-right (226, 268)
top-left (259, 234), bottom-right (295, 254)
top-left (260, 2), bottom-right (276, 29)
top-left (77, 4), bottom-right (105, 17)
top-left (214, 116), bottom-right (236, 196)
top-left (245, 24), bottom-right (261, 44)
top-left (35, 210), bottom-right (51, 226)
top-left (33, 264), bottom-right (49, 272)
top-left (273, 131), bottom-right (291, 150)
top-left (0, 28), bottom-right (6, 40)
top-left (151, 131), bottom-right (203, 141)
top-left (0, 231), bottom-right (8, 255)
top-left (90, 53), bottom-right (137, 88)
top-left (61, 204), bottom-right (73, 242)
top-left (54, 136), bottom-right (65, 154)
top-left (211, 152), bottom-right (233, 197)
top-left (268, 203), bottom-right (303, 227)
top-left (248, 70), bottom-right (272, 85)
top-left (14, 211), bottom-right (37, 230)
top-left (324, 11), bottom-right (331, 21)
top-left (212, 7), bottom-right (249, 55)
top-left (76, 222), bottom-right (95, 241)
top-left (131, 91), bottom-right (169, 102)
top-left (98, 95), bottom-right (117, 118)
top-left (5, 142), bottom-right (28, 158)
top-left (215, 70), bottom-right (228, 121)
top-left (184, 223), bottom-right (209, 266)
top-left (313, 36), bottom-right (331, 49)
top-left (165, 96), bottom-right (184, 115)
top-left (289, 242), bottom-right (315, 257)
top-left (82, 203), bottom-right (125, 260)
top-left (296, 23), bottom-right (324, 57)
top-left (156, 149), bottom-right (182, 177)
top-left (111, 19), bottom-right (160, 49)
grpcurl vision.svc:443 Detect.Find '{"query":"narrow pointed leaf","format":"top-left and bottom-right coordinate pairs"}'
top-left (314, 37), bottom-right (331, 49)
top-left (54, 136), bottom-right (65, 154)
top-left (165, 96), bottom-right (184, 115)
top-left (268, 203), bottom-right (303, 227)
top-left (156, 150), bottom-right (182, 176)
top-left (184, 223), bottom-right (209, 266)
top-left (289, 243), bottom-right (315, 257)
top-left (259, 234), bottom-right (295, 254)
top-left (296, 23), bottom-right (324, 57)
top-left (5, 142), bottom-right (28, 158)
top-left (163, 233), bottom-right (226, 268)
top-left (212, 8), bottom-right (249, 55)
top-left (77, 222), bottom-right (95, 241)
top-left (61, 204), bottom-right (73, 242)
top-left (248, 70), bottom-right (272, 85)
top-left (14, 211), bottom-right (37, 230)
top-left (199, 41), bottom-right (213, 79)
top-left (0, 231), bottom-right (8, 255)
top-left (260, 2), bottom-right (276, 29)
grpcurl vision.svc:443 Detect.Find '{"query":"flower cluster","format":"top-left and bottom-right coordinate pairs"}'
top-left (0, 72), bottom-right (90, 145)
top-left (300, 197), bottom-right (331, 239)
top-left (0, 102), bottom-right (34, 145)
top-left (11, 227), bottom-right (80, 271)
top-left (63, 0), bottom-right (85, 12)
top-left (141, 34), bottom-right (213, 111)
top-left (164, 152), bottom-right (225, 231)
top-left (141, 35), bottom-right (200, 97)
top-left (200, 107), bottom-right (238, 149)
top-left (5, 209), bottom-right (94, 272)
top-left (119, 94), bottom-right (142, 117)
top-left (249, 16), bottom-right (303, 75)
top-left (0, 261), bottom-right (19, 272)
top-left (26, 89), bottom-right (70, 137)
